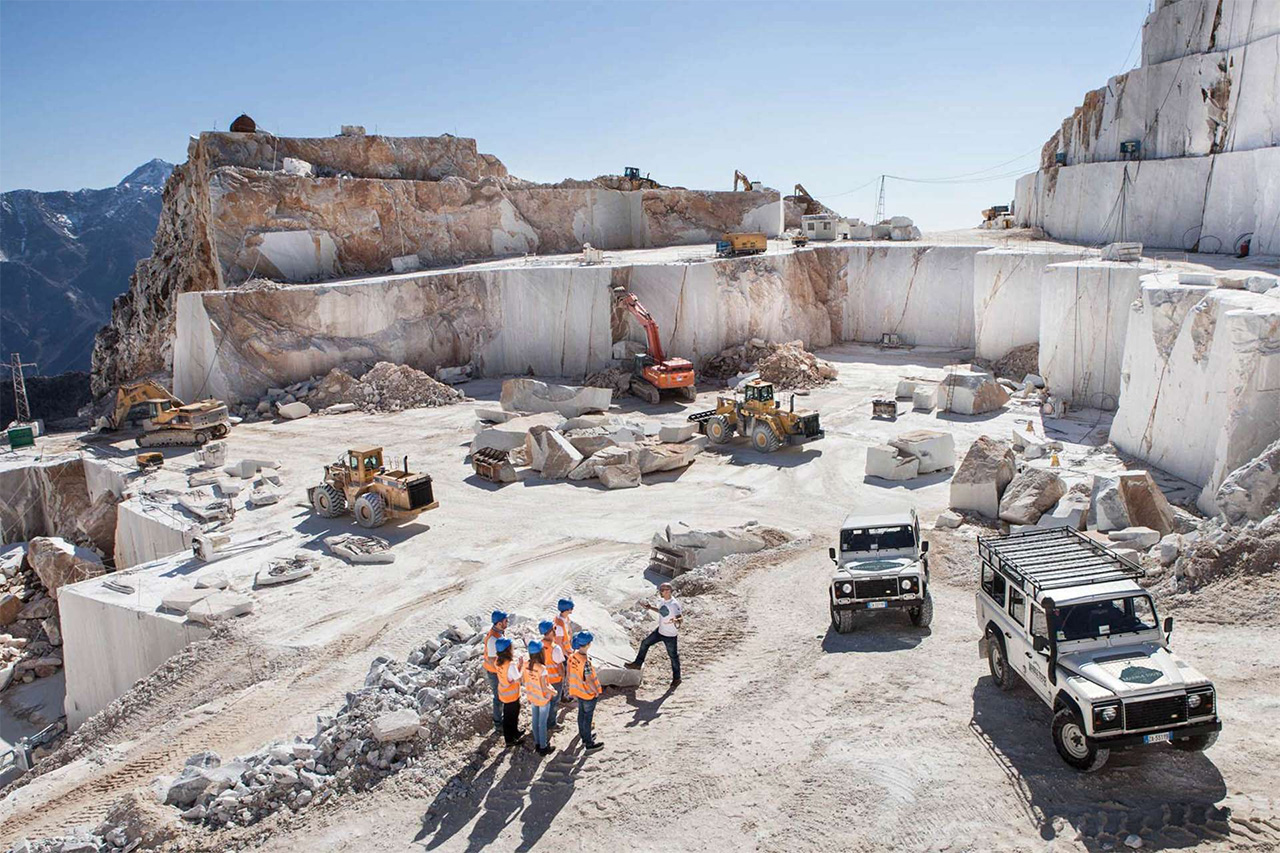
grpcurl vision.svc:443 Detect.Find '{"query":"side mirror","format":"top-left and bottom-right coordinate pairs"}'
top-left (920, 541), bottom-right (930, 554)
top-left (828, 547), bottom-right (837, 564)
top-left (1032, 635), bottom-right (1049, 654)
top-left (1163, 616), bottom-right (1173, 636)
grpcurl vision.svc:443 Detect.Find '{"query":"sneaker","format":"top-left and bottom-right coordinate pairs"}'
top-left (623, 662), bottom-right (642, 670)
top-left (506, 735), bottom-right (525, 747)
top-left (585, 740), bottom-right (604, 751)
top-left (537, 746), bottom-right (554, 756)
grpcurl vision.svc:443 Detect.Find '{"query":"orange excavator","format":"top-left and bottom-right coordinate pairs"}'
top-left (613, 287), bottom-right (697, 404)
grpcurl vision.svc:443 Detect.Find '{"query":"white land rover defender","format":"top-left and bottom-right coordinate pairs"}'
top-left (827, 510), bottom-right (933, 632)
top-left (976, 527), bottom-right (1221, 771)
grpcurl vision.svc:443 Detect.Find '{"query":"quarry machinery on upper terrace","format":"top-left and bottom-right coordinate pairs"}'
top-left (689, 379), bottom-right (824, 453)
top-left (612, 286), bottom-right (697, 404)
top-left (309, 445), bottom-right (438, 528)
top-left (101, 380), bottom-right (231, 447)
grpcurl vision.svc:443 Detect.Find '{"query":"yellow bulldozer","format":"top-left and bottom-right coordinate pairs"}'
top-left (308, 445), bottom-right (438, 528)
top-left (102, 380), bottom-right (231, 447)
top-left (688, 379), bottom-right (824, 452)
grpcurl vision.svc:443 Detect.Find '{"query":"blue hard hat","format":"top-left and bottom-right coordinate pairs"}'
top-left (538, 620), bottom-right (555, 635)
top-left (491, 610), bottom-right (508, 625)
top-left (558, 598), bottom-right (574, 612)
top-left (528, 640), bottom-right (544, 655)
top-left (572, 630), bottom-right (594, 649)
top-left (495, 637), bottom-right (512, 653)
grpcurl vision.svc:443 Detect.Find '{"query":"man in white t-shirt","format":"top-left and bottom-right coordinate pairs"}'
top-left (625, 582), bottom-right (682, 685)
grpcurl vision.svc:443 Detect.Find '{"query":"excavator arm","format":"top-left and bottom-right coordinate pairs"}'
top-left (734, 170), bottom-right (752, 192)
top-left (613, 288), bottom-right (666, 364)
top-left (107, 380), bottom-right (182, 430)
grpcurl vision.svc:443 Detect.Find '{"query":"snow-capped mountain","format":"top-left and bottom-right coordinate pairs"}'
top-left (1, 159), bottom-right (174, 374)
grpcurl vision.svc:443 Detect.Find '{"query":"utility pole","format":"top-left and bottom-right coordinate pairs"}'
top-left (874, 175), bottom-right (886, 225)
top-left (9, 353), bottom-right (37, 424)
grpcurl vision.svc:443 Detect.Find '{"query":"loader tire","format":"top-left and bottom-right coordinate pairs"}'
top-left (213, 424), bottom-right (229, 438)
top-left (354, 493), bottom-right (387, 528)
top-left (751, 422), bottom-right (782, 453)
top-left (705, 415), bottom-right (733, 444)
top-left (313, 483), bottom-right (346, 518)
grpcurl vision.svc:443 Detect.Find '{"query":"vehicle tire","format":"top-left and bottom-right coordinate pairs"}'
top-left (705, 415), bottom-right (733, 444)
top-left (909, 592), bottom-right (934, 628)
top-left (987, 629), bottom-right (1015, 691)
top-left (353, 492), bottom-right (387, 528)
top-left (1053, 707), bottom-right (1110, 772)
top-left (679, 384), bottom-right (697, 402)
top-left (312, 483), bottom-right (346, 518)
top-left (213, 424), bottom-right (229, 438)
top-left (194, 431), bottom-right (210, 445)
top-left (833, 608), bottom-right (857, 634)
top-left (751, 422), bottom-right (782, 453)
top-left (1173, 731), bottom-right (1219, 752)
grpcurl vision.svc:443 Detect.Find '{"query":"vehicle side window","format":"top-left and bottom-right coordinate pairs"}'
top-left (981, 565), bottom-right (1006, 606)
top-left (1008, 587), bottom-right (1026, 626)
top-left (1031, 606), bottom-right (1048, 640)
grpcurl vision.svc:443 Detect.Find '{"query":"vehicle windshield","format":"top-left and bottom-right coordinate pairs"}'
top-left (1054, 595), bottom-right (1158, 642)
top-left (841, 525), bottom-right (914, 553)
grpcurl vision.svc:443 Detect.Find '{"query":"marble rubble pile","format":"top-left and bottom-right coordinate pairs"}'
top-left (703, 339), bottom-right (837, 389)
top-left (648, 521), bottom-right (790, 578)
top-left (149, 614), bottom-right (586, 832)
top-left (0, 542), bottom-right (74, 692)
top-left (235, 361), bottom-right (464, 421)
top-left (470, 380), bottom-right (707, 487)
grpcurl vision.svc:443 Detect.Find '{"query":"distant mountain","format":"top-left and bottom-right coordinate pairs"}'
top-left (1, 159), bottom-right (174, 375)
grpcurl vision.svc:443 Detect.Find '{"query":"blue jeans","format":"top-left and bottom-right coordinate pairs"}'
top-left (531, 702), bottom-right (550, 749)
top-left (577, 696), bottom-right (598, 745)
top-left (547, 680), bottom-right (562, 726)
top-left (634, 630), bottom-right (680, 680)
top-left (485, 671), bottom-right (502, 728)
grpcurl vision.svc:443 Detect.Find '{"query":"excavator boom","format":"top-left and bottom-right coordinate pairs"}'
top-left (614, 289), bottom-right (667, 363)
top-left (108, 380), bottom-right (182, 430)
top-left (611, 287), bottom-right (697, 403)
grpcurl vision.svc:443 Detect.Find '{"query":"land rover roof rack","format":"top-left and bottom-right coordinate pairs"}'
top-left (977, 526), bottom-right (1142, 596)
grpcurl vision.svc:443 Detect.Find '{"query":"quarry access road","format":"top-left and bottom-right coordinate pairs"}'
top-left (254, 536), bottom-right (1280, 853)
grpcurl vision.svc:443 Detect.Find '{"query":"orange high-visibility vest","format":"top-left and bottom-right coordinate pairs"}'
top-left (567, 651), bottom-right (601, 700)
top-left (553, 615), bottom-right (573, 654)
top-left (524, 664), bottom-right (552, 706)
top-left (542, 644), bottom-right (563, 684)
top-left (483, 628), bottom-right (502, 674)
top-left (496, 660), bottom-right (521, 702)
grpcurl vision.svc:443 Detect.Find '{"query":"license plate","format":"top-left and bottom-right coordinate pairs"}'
top-left (1143, 731), bottom-right (1172, 745)
top-left (866, 601), bottom-right (888, 609)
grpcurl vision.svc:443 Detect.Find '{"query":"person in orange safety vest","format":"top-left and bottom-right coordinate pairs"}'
top-left (567, 631), bottom-right (604, 752)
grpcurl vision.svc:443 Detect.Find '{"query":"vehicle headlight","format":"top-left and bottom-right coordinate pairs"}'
top-left (1188, 693), bottom-right (1202, 709)
top-left (901, 578), bottom-right (915, 592)
top-left (841, 583), bottom-right (852, 595)
top-left (1092, 702), bottom-right (1122, 731)
top-left (1101, 706), bottom-right (1118, 721)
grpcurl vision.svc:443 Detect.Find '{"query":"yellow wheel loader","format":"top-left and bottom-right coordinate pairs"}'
top-left (688, 379), bottom-right (824, 452)
top-left (308, 446), bottom-right (438, 528)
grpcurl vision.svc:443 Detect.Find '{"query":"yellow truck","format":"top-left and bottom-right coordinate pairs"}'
top-left (716, 232), bottom-right (768, 257)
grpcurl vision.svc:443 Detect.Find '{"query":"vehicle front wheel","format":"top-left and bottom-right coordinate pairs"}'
top-left (1053, 707), bottom-right (1110, 772)
top-left (312, 483), bottom-right (346, 518)
top-left (909, 592), bottom-right (933, 628)
top-left (1174, 731), bottom-right (1219, 752)
top-left (833, 608), bottom-right (857, 634)
top-left (751, 423), bottom-right (782, 453)
top-left (353, 492), bottom-right (387, 528)
top-left (705, 415), bottom-right (733, 444)
top-left (987, 629), bottom-right (1014, 691)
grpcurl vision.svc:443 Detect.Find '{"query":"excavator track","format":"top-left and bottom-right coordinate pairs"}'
top-left (136, 429), bottom-right (211, 448)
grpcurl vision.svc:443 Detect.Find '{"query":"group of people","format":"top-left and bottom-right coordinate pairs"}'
top-left (481, 583), bottom-right (683, 756)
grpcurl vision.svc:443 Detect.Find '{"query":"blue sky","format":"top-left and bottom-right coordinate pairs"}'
top-left (0, 0), bottom-right (1150, 230)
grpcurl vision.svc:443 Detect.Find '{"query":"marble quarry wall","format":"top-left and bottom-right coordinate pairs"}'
top-left (1110, 272), bottom-right (1280, 514)
top-left (1012, 0), bottom-right (1280, 253)
top-left (174, 243), bottom-right (982, 404)
top-left (973, 247), bottom-right (1086, 361)
top-left (90, 130), bottom-right (780, 396)
top-left (0, 456), bottom-right (118, 560)
top-left (1039, 260), bottom-right (1157, 409)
